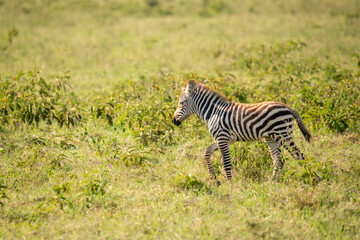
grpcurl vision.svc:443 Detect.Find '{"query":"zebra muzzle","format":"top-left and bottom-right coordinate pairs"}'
top-left (172, 116), bottom-right (182, 126)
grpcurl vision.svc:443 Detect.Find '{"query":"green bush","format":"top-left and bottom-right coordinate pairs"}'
top-left (0, 71), bottom-right (82, 128)
top-left (92, 76), bottom-right (177, 146)
top-left (291, 73), bottom-right (360, 133)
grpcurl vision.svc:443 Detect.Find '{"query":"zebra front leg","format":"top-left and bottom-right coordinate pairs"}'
top-left (204, 142), bottom-right (218, 180)
top-left (217, 140), bottom-right (232, 181)
top-left (265, 137), bottom-right (284, 180)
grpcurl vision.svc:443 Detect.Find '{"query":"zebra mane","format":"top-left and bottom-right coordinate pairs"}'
top-left (194, 82), bottom-right (230, 102)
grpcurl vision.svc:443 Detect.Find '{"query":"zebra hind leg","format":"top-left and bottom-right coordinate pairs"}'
top-left (204, 142), bottom-right (220, 185)
top-left (280, 138), bottom-right (306, 166)
top-left (264, 136), bottom-right (284, 180)
top-left (280, 139), bottom-right (320, 181)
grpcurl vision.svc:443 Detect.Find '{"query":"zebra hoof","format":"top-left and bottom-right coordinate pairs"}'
top-left (211, 179), bottom-right (221, 186)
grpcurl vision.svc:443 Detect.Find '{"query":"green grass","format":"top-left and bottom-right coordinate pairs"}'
top-left (1, 0), bottom-right (360, 239)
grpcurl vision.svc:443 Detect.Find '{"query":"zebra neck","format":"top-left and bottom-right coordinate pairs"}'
top-left (193, 89), bottom-right (229, 123)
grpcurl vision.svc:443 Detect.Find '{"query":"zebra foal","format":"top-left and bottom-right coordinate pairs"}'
top-left (172, 80), bottom-right (311, 182)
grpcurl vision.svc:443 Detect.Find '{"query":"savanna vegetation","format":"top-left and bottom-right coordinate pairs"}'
top-left (1, 0), bottom-right (360, 239)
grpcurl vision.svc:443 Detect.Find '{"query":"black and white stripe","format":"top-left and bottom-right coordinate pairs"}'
top-left (172, 80), bottom-right (311, 181)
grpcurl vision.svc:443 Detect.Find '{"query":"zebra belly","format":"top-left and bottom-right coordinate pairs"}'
top-left (232, 130), bottom-right (261, 142)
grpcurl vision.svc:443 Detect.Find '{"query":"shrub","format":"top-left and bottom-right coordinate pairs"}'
top-left (0, 71), bottom-right (82, 128)
top-left (290, 70), bottom-right (360, 133)
top-left (92, 76), bottom-right (177, 146)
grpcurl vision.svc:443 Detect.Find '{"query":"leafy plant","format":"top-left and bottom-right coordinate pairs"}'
top-left (175, 173), bottom-right (212, 194)
top-left (80, 171), bottom-right (109, 209)
top-left (285, 154), bottom-right (335, 185)
top-left (51, 182), bottom-right (74, 213)
top-left (92, 77), bottom-right (177, 146)
top-left (0, 70), bottom-right (82, 128)
top-left (0, 184), bottom-right (9, 207)
top-left (290, 71), bottom-right (360, 133)
top-left (121, 103), bottom-right (175, 146)
top-left (230, 142), bottom-right (272, 182)
top-left (117, 145), bottom-right (150, 167)
top-left (90, 94), bottom-right (120, 126)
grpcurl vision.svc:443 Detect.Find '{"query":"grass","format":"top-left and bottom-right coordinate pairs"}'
top-left (1, 0), bottom-right (360, 239)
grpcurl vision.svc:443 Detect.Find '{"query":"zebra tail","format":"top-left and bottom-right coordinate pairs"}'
top-left (289, 107), bottom-right (312, 142)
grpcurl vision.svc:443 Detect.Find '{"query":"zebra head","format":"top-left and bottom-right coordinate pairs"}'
top-left (172, 80), bottom-right (197, 126)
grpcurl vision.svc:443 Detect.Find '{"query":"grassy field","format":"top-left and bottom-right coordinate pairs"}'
top-left (1, 0), bottom-right (360, 239)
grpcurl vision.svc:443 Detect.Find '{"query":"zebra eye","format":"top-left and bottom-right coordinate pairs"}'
top-left (179, 101), bottom-right (184, 105)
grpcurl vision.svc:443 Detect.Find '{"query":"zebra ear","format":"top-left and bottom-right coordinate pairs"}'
top-left (186, 80), bottom-right (196, 94)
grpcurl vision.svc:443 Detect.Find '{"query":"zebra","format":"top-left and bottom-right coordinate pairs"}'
top-left (172, 80), bottom-right (311, 182)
